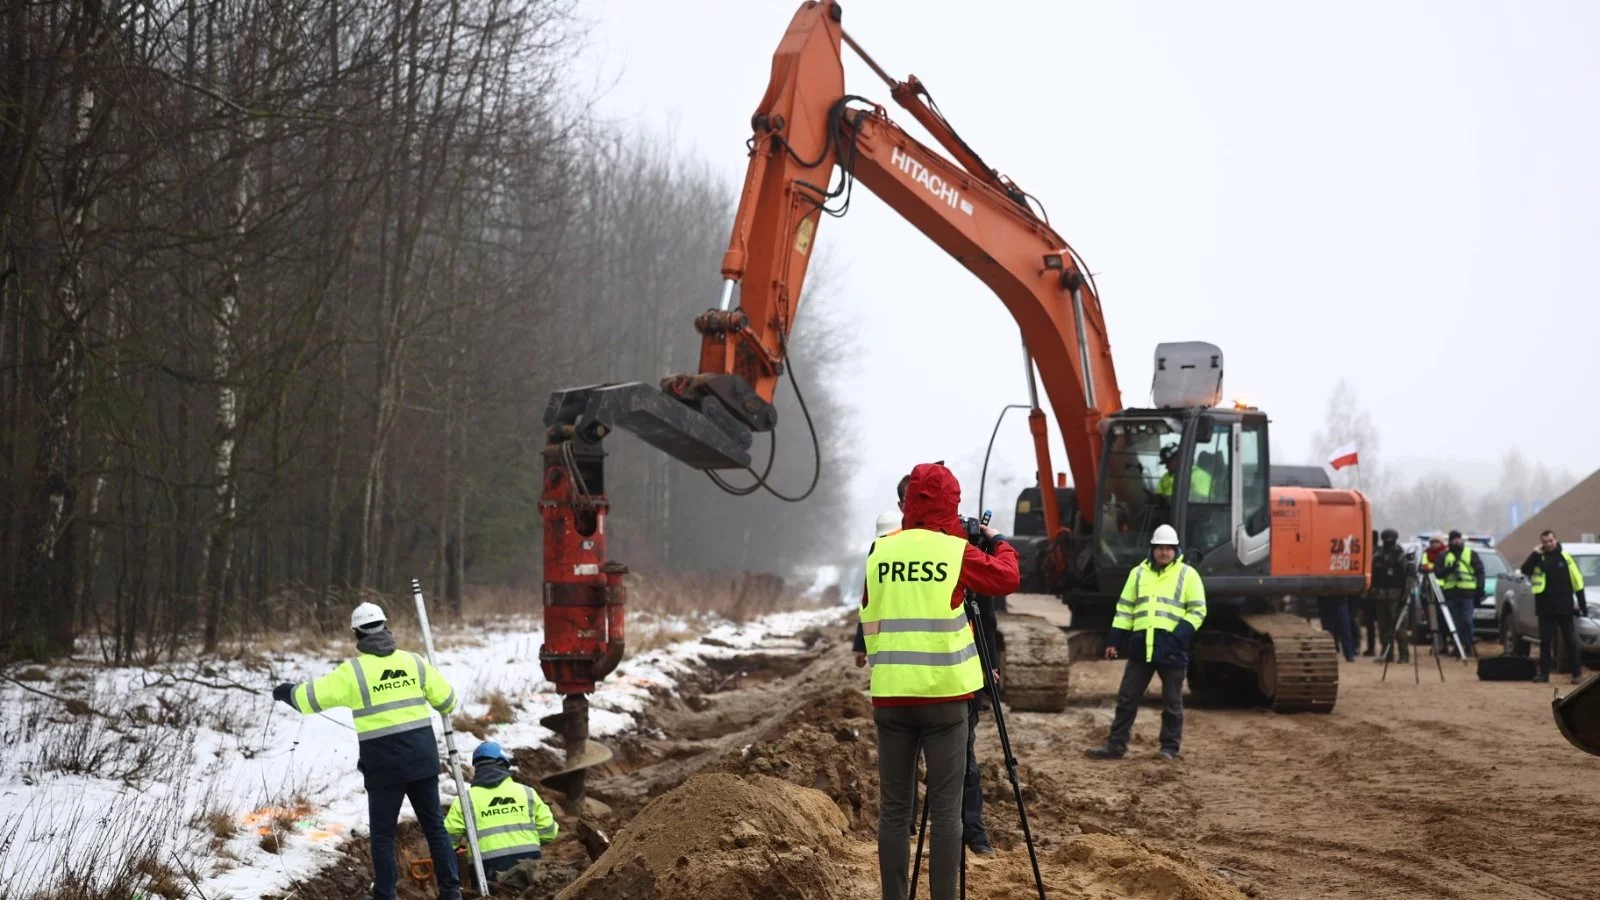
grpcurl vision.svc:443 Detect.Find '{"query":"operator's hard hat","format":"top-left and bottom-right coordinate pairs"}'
top-left (473, 740), bottom-right (509, 765)
top-left (1158, 445), bottom-right (1179, 463)
top-left (875, 508), bottom-right (902, 538)
top-left (1151, 524), bottom-right (1180, 546)
top-left (350, 601), bottom-right (387, 633)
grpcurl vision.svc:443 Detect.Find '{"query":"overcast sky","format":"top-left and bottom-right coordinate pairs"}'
top-left (572, 0), bottom-right (1599, 527)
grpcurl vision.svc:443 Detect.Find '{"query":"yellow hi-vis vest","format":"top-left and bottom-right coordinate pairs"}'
top-left (1156, 467), bottom-right (1213, 500)
top-left (1439, 547), bottom-right (1478, 592)
top-left (862, 529), bottom-right (983, 699)
top-left (1113, 558), bottom-right (1207, 663)
top-left (1532, 550), bottom-right (1585, 596)
top-left (444, 779), bottom-right (558, 862)
top-left (291, 650), bottom-right (457, 742)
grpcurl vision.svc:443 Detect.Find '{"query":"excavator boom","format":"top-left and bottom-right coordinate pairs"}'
top-left (697, 0), bottom-right (1121, 528)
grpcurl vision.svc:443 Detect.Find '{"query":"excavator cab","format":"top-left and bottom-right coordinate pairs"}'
top-left (1090, 342), bottom-right (1273, 595)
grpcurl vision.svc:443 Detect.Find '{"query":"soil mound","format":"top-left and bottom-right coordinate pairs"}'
top-left (1052, 833), bottom-right (1248, 900)
top-left (556, 773), bottom-right (854, 900)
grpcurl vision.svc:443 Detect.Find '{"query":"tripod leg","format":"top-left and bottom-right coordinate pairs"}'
top-left (966, 598), bottom-right (1047, 900)
top-left (909, 789), bottom-right (930, 900)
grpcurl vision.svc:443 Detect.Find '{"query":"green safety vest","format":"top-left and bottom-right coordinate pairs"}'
top-left (444, 778), bottom-right (558, 862)
top-left (862, 529), bottom-right (983, 699)
top-left (1156, 467), bottom-right (1213, 500)
top-left (292, 650), bottom-right (457, 742)
top-left (1439, 547), bottom-right (1478, 592)
top-left (1532, 550), bottom-right (1586, 596)
top-left (1113, 557), bottom-right (1208, 663)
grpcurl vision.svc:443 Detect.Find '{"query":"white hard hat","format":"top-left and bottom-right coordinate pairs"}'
top-left (1151, 524), bottom-right (1180, 547)
top-left (875, 508), bottom-right (902, 538)
top-left (1429, 531), bottom-right (1446, 544)
top-left (350, 602), bottom-right (387, 632)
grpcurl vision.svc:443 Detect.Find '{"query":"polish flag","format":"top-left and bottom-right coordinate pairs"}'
top-left (1327, 442), bottom-right (1359, 471)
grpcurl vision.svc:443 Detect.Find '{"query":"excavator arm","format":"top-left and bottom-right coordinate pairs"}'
top-left (684, 0), bottom-right (1122, 529)
top-left (534, 0), bottom-right (1124, 804)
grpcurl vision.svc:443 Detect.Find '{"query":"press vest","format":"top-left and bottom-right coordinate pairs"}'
top-left (1439, 547), bottom-right (1478, 592)
top-left (862, 529), bottom-right (983, 699)
top-left (444, 779), bottom-right (558, 863)
top-left (292, 650), bottom-right (457, 743)
top-left (1532, 550), bottom-right (1585, 596)
top-left (1156, 467), bottom-right (1213, 500)
top-left (1113, 558), bottom-right (1208, 663)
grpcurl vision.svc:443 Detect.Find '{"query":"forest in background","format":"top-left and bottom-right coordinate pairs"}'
top-left (0, 0), bottom-right (855, 662)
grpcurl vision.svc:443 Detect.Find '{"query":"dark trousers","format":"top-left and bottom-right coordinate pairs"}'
top-left (1351, 596), bottom-right (1376, 651)
top-left (1108, 658), bottom-right (1186, 754)
top-left (963, 697), bottom-right (985, 838)
top-left (1317, 598), bottom-right (1356, 660)
top-left (1540, 613), bottom-right (1582, 678)
top-left (367, 775), bottom-right (460, 900)
top-left (876, 700), bottom-right (967, 900)
top-left (1444, 594), bottom-right (1476, 655)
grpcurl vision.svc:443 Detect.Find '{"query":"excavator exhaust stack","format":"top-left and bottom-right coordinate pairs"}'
top-left (1553, 673), bottom-right (1600, 756)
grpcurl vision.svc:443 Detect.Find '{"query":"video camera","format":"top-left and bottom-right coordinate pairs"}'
top-left (962, 509), bottom-right (995, 550)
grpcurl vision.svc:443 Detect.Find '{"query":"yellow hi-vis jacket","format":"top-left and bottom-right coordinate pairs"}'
top-left (1439, 547), bottom-right (1478, 593)
top-left (1156, 467), bottom-right (1213, 501)
top-left (444, 778), bottom-right (558, 863)
top-left (1112, 557), bottom-right (1207, 664)
top-left (862, 528), bottom-right (984, 699)
top-left (1532, 550), bottom-right (1584, 596)
top-left (290, 650), bottom-right (457, 779)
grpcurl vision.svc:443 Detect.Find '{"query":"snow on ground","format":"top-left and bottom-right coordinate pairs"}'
top-left (0, 606), bottom-right (842, 900)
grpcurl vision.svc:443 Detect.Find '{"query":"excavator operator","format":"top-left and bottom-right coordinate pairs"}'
top-left (1154, 444), bottom-right (1212, 501)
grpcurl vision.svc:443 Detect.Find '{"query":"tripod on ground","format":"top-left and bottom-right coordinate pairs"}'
top-left (908, 594), bottom-right (1047, 900)
top-left (1382, 572), bottom-right (1465, 684)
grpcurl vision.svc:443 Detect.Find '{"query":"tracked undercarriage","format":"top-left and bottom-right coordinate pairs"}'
top-left (1188, 611), bottom-right (1339, 713)
top-left (993, 611), bottom-right (1073, 713)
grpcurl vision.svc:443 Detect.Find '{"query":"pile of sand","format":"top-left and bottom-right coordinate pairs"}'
top-left (710, 686), bottom-right (880, 835)
top-left (555, 773), bottom-right (855, 900)
top-left (1050, 833), bottom-right (1249, 900)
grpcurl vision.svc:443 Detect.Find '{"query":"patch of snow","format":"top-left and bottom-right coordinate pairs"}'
top-left (0, 605), bottom-right (842, 899)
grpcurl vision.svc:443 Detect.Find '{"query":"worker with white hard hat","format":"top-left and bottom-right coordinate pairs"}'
top-left (1085, 523), bottom-right (1207, 762)
top-left (272, 603), bottom-right (463, 900)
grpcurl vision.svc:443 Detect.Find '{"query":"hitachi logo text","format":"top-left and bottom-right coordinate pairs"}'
top-left (890, 146), bottom-right (973, 216)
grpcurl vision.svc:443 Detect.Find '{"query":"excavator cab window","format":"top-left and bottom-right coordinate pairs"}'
top-left (1095, 417), bottom-right (1179, 571)
top-left (1184, 421), bottom-right (1233, 557)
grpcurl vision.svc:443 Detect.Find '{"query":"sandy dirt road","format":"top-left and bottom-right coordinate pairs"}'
top-left (290, 614), bottom-right (1600, 900)
top-left (1011, 636), bottom-right (1600, 900)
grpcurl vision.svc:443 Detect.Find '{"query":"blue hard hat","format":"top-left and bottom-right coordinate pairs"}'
top-left (473, 740), bottom-right (508, 764)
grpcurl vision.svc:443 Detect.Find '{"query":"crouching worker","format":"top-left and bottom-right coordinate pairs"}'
top-left (445, 741), bottom-right (559, 880)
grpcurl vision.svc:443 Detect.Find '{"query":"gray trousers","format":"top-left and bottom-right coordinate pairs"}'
top-left (876, 700), bottom-right (967, 900)
top-left (1108, 658), bottom-right (1186, 754)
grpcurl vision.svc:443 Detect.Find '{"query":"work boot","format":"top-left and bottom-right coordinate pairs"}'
top-left (1362, 646), bottom-right (1375, 657)
top-left (1158, 749), bottom-right (1180, 762)
top-left (965, 830), bottom-right (995, 855)
top-left (1084, 744), bottom-right (1125, 760)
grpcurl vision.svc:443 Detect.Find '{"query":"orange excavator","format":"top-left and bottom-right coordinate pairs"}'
top-left (536, 0), bottom-right (1370, 805)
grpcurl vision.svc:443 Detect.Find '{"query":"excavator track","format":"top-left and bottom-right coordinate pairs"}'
top-left (1248, 613), bottom-right (1340, 714)
top-left (994, 612), bottom-right (1072, 712)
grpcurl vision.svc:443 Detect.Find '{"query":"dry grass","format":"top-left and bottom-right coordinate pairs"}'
top-left (131, 856), bottom-right (184, 900)
top-left (627, 571), bottom-right (825, 623)
top-left (453, 689), bottom-right (519, 739)
top-left (208, 809), bottom-right (238, 843)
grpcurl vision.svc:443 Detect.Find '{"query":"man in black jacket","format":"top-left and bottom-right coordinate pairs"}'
top-left (1370, 528), bottom-right (1411, 663)
top-left (1522, 530), bottom-right (1589, 684)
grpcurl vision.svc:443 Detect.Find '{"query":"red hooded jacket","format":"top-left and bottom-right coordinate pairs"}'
top-left (861, 462), bottom-right (1021, 706)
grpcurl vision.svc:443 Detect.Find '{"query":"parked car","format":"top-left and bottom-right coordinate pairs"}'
top-left (1403, 536), bottom-right (1528, 651)
top-left (1499, 541), bottom-right (1600, 668)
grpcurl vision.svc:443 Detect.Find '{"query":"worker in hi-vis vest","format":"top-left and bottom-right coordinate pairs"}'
top-left (444, 741), bottom-right (559, 877)
top-left (1085, 524), bottom-right (1206, 762)
top-left (273, 603), bottom-right (461, 900)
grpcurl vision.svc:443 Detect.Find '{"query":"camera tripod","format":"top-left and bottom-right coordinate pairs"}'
top-left (907, 593), bottom-right (1047, 900)
top-left (1381, 571), bottom-right (1466, 684)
